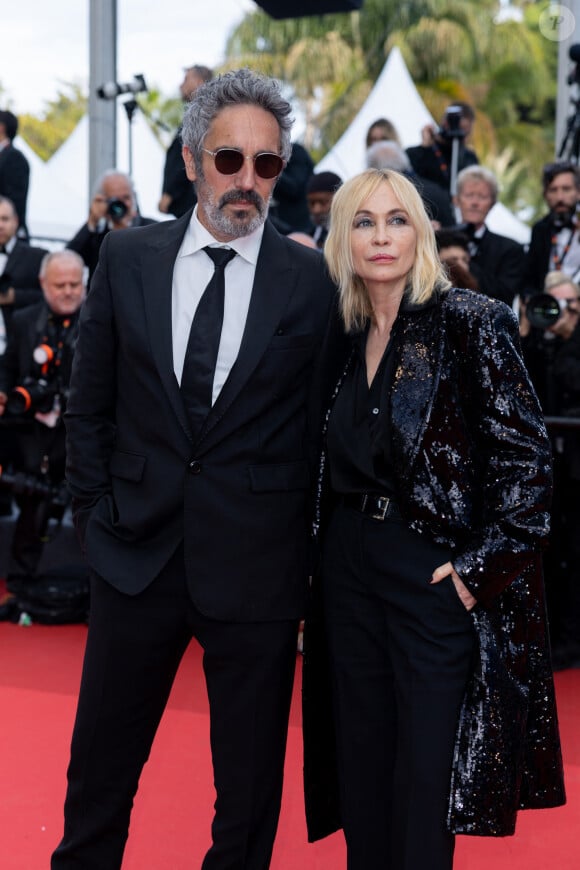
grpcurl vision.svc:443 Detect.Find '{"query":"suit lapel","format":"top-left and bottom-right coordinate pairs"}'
top-left (197, 222), bottom-right (295, 446)
top-left (390, 299), bottom-right (444, 473)
top-left (141, 212), bottom-right (193, 440)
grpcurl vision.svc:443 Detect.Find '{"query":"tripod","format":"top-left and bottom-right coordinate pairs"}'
top-left (558, 94), bottom-right (580, 163)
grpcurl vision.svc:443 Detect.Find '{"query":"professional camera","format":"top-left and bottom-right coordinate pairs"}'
top-left (526, 293), bottom-right (570, 330)
top-left (97, 74), bottom-right (147, 100)
top-left (0, 466), bottom-right (68, 504)
top-left (439, 106), bottom-right (466, 140)
top-left (0, 465), bottom-right (70, 540)
top-left (4, 341), bottom-right (68, 417)
top-left (106, 198), bottom-right (129, 221)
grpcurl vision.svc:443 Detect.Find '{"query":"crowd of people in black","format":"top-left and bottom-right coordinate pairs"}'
top-left (0, 64), bottom-right (572, 869)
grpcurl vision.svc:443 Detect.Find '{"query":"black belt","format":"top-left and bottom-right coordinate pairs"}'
top-left (343, 492), bottom-right (402, 521)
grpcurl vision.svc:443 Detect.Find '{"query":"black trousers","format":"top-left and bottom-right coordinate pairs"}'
top-left (322, 503), bottom-right (475, 870)
top-left (51, 544), bottom-right (299, 870)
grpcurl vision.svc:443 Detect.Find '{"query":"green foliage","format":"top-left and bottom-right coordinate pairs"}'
top-left (223, 0), bottom-right (557, 220)
top-left (18, 82), bottom-right (87, 161)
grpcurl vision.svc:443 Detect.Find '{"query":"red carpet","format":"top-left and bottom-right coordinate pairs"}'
top-left (0, 622), bottom-right (578, 869)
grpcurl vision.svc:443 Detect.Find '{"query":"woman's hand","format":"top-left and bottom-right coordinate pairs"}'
top-left (430, 561), bottom-right (477, 611)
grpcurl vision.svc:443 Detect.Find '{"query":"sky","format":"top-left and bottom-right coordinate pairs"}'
top-left (1, 0), bottom-right (256, 115)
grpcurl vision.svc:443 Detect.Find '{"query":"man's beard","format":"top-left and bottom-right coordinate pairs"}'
top-left (551, 203), bottom-right (577, 229)
top-left (197, 175), bottom-right (270, 238)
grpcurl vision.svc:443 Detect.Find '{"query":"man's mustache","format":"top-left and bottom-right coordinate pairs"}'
top-left (219, 189), bottom-right (264, 213)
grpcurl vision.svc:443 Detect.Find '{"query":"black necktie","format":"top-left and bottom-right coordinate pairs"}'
top-left (180, 246), bottom-right (236, 435)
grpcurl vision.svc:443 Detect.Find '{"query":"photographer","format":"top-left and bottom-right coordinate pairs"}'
top-left (67, 170), bottom-right (156, 286)
top-left (523, 161), bottom-right (580, 297)
top-left (406, 101), bottom-right (479, 193)
top-left (454, 165), bottom-right (525, 305)
top-left (0, 250), bottom-right (85, 587)
top-left (520, 271), bottom-right (580, 668)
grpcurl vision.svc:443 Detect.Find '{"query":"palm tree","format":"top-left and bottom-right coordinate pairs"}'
top-left (223, 1), bottom-right (556, 217)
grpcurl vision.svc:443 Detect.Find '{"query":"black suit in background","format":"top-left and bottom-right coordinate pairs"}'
top-left (51, 214), bottom-right (335, 869)
top-left (461, 225), bottom-right (525, 305)
top-left (0, 240), bottom-right (47, 338)
top-left (161, 128), bottom-right (197, 217)
top-left (270, 142), bottom-right (314, 234)
top-left (409, 172), bottom-right (456, 227)
top-left (0, 301), bottom-right (79, 575)
top-left (66, 215), bottom-right (156, 286)
top-left (0, 143), bottom-right (30, 236)
top-left (523, 214), bottom-right (556, 297)
top-left (406, 141), bottom-right (478, 191)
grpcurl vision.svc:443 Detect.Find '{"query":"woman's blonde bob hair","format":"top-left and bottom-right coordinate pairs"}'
top-left (324, 169), bottom-right (450, 332)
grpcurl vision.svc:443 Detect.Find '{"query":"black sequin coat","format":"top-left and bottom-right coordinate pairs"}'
top-left (303, 288), bottom-right (566, 840)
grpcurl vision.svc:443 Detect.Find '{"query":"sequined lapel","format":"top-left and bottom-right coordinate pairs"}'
top-left (390, 301), bottom-right (444, 472)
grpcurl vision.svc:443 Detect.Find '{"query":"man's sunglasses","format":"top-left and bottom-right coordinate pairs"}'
top-left (202, 148), bottom-right (284, 179)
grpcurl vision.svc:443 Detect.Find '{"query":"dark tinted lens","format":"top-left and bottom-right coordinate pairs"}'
top-left (254, 153), bottom-right (284, 178)
top-left (213, 149), bottom-right (245, 175)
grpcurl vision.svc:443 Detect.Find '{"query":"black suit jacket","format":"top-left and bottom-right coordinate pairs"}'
top-left (0, 241), bottom-right (47, 339)
top-left (65, 215), bottom-right (336, 621)
top-left (406, 141), bottom-right (478, 190)
top-left (0, 143), bottom-right (30, 233)
top-left (161, 131), bottom-right (197, 218)
top-left (523, 214), bottom-right (553, 296)
top-left (67, 215), bottom-right (157, 286)
top-left (464, 226), bottom-right (525, 305)
top-left (304, 289), bottom-right (564, 840)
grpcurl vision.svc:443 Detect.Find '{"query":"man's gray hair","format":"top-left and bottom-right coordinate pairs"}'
top-left (181, 68), bottom-right (293, 172)
top-left (456, 165), bottom-right (498, 203)
top-left (365, 140), bottom-right (411, 173)
top-left (92, 169), bottom-right (137, 206)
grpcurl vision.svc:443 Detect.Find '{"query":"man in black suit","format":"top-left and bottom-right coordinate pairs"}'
top-left (67, 169), bottom-right (156, 286)
top-left (0, 110), bottom-right (30, 238)
top-left (523, 160), bottom-right (580, 297)
top-left (159, 64), bottom-right (213, 218)
top-left (454, 165), bottom-right (525, 306)
top-left (51, 68), bottom-right (335, 870)
top-left (0, 196), bottom-right (47, 352)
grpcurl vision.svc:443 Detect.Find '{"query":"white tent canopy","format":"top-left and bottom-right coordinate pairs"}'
top-left (315, 47), bottom-right (531, 245)
top-left (47, 101), bottom-right (169, 233)
top-left (18, 102), bottom-right (170, 245)
top-left (14, 137), bottom-right (86, 244)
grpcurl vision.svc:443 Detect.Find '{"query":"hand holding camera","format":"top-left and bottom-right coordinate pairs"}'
top-left (88, 193), bottom-right (132, 232)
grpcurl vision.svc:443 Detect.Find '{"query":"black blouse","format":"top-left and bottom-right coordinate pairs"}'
top-left (327, 318), bottom-right (401, 497)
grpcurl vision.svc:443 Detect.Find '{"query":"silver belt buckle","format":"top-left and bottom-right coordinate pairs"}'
top-left (371, 495), bottom-right (390, 521)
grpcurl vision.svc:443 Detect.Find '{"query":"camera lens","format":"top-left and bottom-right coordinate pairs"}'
top-left (107, 198), bottom-right (128, 221)
top-left (526, 293), bottom-right (562, 329)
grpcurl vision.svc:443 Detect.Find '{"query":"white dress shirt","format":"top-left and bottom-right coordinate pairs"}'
top-left (172, 208), bottom-right (264, 405)
top-left (553, 225), bottom-right (580, 282)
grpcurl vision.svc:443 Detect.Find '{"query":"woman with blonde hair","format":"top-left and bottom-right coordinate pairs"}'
top-left (303, 169), bottom-right (565, 869)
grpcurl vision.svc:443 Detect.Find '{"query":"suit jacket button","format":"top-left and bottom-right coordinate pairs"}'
top-left (189, 460), bottom-right (202, 475)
